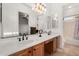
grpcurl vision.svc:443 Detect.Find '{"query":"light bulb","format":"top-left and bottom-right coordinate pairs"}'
top-left (68, 6), bottom-right (72, 8)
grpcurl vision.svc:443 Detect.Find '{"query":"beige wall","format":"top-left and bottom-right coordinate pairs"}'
top-left (64, 20), bottom-right (75, 39)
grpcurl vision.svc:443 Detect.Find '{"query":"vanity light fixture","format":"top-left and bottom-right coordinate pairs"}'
top-left (3, 32), bottom-right (19, 36)
top-left (32, 3), bottom-right (46, 14)
top-left (68, 6), bottom-right (72, 8)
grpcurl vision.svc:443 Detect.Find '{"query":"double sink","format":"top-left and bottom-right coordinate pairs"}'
top-left (0, 33), bottom-right (59, 55)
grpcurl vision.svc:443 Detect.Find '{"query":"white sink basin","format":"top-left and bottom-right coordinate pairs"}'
top-left (17, 40), bottom-right (34, 47)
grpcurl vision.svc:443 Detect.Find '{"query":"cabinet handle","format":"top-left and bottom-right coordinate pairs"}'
top-left (33, 49), bottom-right (36, 51)
top-left (28, 51), bottom-right (31, 53)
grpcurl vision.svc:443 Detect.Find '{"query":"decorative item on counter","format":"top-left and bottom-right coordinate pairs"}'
top-left (39, 34), bottom-right (42, 37)
top-left (39, 29), bottom-right (43, 37)
top-left (48, 30), bottom-right (51, 35)
top-left (36, 29), bottom-right (38, 33)
top-left (30, 27), bottom-right (36, 34)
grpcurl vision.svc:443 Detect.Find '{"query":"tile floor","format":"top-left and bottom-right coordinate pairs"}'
top-left (53, 43), bottom-right (79, 56)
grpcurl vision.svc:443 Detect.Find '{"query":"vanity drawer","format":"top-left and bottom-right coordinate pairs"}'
top-left (18, 48), bottom-right (33, 56)
top-left (44, 39), bottom-right (53, 44)
top-left (33, 43), bottom-right (44, 56)
top-left (9, 47), bottom-right (33, 56)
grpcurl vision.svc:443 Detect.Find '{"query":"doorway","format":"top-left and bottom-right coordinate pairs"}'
top-left (64, 15), bottom-right (79, 46)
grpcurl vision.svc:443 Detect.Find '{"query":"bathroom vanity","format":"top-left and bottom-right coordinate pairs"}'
top-left (8, 33), bottom-right (60, 56)
top-left (0, 33), bottom-right (60, 56)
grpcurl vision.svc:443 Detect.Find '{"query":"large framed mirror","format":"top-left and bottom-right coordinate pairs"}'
top-left (19, 12), bottom-right (29, 36)
top-left (0, 3), bottom-right (30, 38)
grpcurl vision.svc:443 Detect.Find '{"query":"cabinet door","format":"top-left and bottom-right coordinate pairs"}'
top-left (10, 47), bottom-right (32, 56)
top-left (44, 39), bottom-right (53, 56)
top-left (52, 38), bottom-right (57, 53)
top-left (9, 49), bottom-right (26, 56)
top-left (14, 49), bottom-right (28, 56)
top-left (56, 36), bottom-right (60, 48)
top-left (27, 48), bottom-right (33, 56)
top-left (33, 43), bottom-right (44, 56)
top-left (19, 48), bottom-right (33, 56)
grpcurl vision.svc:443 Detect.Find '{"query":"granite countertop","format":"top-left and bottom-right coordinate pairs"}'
top-left (0, 33), bottom-right (60, 56)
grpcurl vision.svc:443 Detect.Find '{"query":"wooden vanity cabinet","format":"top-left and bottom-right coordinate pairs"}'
top-left (10, 47), bottom-right (33, 56)
top-left (52, 36), bottom-right (60, 54)
top-left (33, 43), bottom-right (44, 56)
top-left (44, 36), bottom-right (60, 55)
top-left (52, 37), bottom-right (57, 53)
top-left (44, 39), bottom-right (53, 56)
top-left (56, 36), bottom-right (60, 48)
top-left (10, 43), bottom-right (44, 56)
top-left (9, 36), bottom-right (60, 56)
top-left (19, 48), bottom-right (33, 56)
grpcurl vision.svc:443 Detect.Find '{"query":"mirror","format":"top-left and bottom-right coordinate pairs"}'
top-left (1, 3), bottom-right (30, 38)
top-left (52, 19), bottom-right (58, 29)
top-left (19, 12), bottom-right (29, 36)
top-left (47, 16), bottom-right (58, 30)
top-left (47, 16), bottom-right (52, 29)
top-left (0, 3), bottom-right (2, 38)
top-left (37, 15), bottom-right (58, 33)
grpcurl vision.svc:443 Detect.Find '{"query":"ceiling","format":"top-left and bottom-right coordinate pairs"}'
top-left (26, 3), bottom-right (67, 8)
top-left (64, 3), bottom-right (79, 17)
top-left (24, 3), bottom-right (79, 16)
top-left (25, 3), bottom-right (68, 14)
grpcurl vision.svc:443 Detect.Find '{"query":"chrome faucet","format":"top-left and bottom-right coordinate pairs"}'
top-left (18, 33), bottom-right (28, 42)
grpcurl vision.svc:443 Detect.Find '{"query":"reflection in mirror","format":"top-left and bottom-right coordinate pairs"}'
top-left (0, 3), bottom-right (2, 38)
top-left (19, 12), bottom-right (29, 36)
top-left (47, 16), bottom-right (58, 29)
top-left (52, 19), bottom-right (58, 29)
top-left (47, 16), bottom-right (52, 29)
top-left (46, 16), bottom-right (58, 35)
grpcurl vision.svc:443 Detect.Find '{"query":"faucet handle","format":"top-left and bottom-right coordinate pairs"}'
top-left (19, 33), bottom-right (22, 36)
top-left (22, 36), bottom-right (24, 40)
top-left (17, 38), bottom-right (21, 42)
top-left (26, 37), bottom-right (28, 40)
